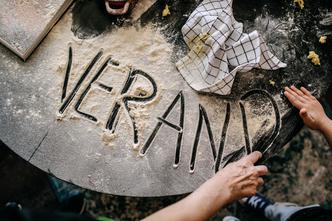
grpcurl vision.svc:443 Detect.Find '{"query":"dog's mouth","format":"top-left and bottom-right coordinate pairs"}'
top-left (105, 0), bottom-right (130, 15)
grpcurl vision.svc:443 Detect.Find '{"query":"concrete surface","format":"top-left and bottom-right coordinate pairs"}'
top-left (1, 124), bottom-right (331, 221)
top-left (0, 0), bottom-right (331, 196)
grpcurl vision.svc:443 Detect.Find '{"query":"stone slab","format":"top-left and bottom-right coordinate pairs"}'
top-left (0, 0), bottom-right (331, 196)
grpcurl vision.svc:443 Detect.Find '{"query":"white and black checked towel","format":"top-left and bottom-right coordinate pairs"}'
top-left (176, 0), bottom-right (287, 95)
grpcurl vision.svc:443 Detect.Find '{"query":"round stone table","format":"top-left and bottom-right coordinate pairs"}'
top-left (0, 0), bottom-right (331, 196)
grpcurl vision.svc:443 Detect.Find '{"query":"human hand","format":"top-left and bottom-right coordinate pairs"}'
top-left (195, 151), bottom-right (268, 209)
top-left (284, 86), bottom-right (330, 131)
top-left (143, 152), bottom-right (268, 221)
top-left (215, 151), bottom-right (268, 204)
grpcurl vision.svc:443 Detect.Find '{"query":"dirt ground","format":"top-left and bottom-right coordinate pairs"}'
top-left (1, 112), bottom-right (332, 221)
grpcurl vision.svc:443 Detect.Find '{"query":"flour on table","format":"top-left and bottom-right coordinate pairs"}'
top-left (51, 13), bottom-right (175, 149)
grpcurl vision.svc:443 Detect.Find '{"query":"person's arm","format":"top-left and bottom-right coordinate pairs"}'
top-left (143, 151), bottom-right (268, 221)
top-left (284, 86), bottom-right (332, 146)
top-left (319, 119), bottom-right (332, 147)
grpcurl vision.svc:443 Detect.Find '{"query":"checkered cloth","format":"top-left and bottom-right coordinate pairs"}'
top-left (176, 0), bottom-right (287, 95)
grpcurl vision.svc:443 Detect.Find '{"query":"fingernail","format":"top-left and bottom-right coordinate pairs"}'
top-left (256, 151), bottom-right (262, 157)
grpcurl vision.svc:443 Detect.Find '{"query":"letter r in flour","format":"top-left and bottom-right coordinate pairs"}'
top-left (106, 69), bottom-right (158, 147)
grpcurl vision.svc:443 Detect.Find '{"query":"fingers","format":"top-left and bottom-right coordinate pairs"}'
top-left (236, 164), bottom-right (268, 182)
top-left (233, 154), bottom-right (268, 199)
top-left (242, 151), bottom-right (262, 165)
top-left (254, 165), bottom-right (269, 176)
top-left (245, 165), bottom-right (268, 178)
top-left (285, 87), bottom-right (306, 102)
top-left (240, 180), bottom-right (264, 196)
top-left (241, 178), bottom-right (264, 196)
top-left (284, 90), bottom-right (304, 109)
top-left (285, 86), bottom-right (316, 102)
top-left (300, 87), bottom-right (315, 99)
top-left (240, 178), bottom-right (261, 188)
top-left (285, 86), bottom-right (320, 115)
top-left (257, 177), bottom-right (264, 186)
top-left (290, 85), bottom-right (306, 97)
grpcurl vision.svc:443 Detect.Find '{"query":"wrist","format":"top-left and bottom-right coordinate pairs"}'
top-left (318, 116), bottom-right (332, 133)
top-left (197, 176), bottom-right (230, 206)
top-left (187, 178), bottom-right (229, 218)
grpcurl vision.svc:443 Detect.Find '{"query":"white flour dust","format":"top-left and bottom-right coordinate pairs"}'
top-left (52, 13), bottom-right (175, 148)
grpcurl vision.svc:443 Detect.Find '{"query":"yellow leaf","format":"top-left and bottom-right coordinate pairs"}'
top-left (319, 36), bottom-right (327, 44)
top-left (294, 0), bottom-right (304, 9)
top-left (269, 80), bottom-right (276, 86)
top-left (162, 4), bottom-right (171, 17)
top-left (307, 51), bottom-right (321, 66)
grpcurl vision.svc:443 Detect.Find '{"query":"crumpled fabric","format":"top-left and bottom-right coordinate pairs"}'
top-left (176, 0), bottom-right (287, 95)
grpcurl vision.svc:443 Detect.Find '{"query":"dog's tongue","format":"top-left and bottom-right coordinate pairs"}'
top-left (108, 1), bottom-right (127, 8)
